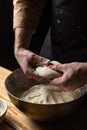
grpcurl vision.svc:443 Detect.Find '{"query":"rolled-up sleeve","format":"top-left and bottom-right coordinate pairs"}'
top-left (13, 0), bottom-right (48, 29)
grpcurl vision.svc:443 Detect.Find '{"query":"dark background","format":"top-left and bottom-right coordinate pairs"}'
top-left (0, 0), bottom-right (50, 71)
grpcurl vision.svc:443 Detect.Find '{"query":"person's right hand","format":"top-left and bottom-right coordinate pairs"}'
top-left (15, 49), bottom-right (50, 79)
top-left (49, 62), bottom-right (87, 91)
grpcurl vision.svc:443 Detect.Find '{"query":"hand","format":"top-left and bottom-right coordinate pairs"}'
top-left (15, 49), bottom-right (50, 79)
top-left (49, 62), bottom-right (87, 91)
top-left (14, 28), bottom-right (50, 79)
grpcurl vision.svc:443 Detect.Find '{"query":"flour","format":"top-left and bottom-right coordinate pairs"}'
top-left (20, 84), bottom-right (82, 104)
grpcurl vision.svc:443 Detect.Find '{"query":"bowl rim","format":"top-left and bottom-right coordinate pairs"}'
top-left (0, 98), bottom-right (7, 117)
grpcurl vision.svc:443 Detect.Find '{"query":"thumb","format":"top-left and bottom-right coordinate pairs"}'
top-left (50, 76), bottom-right (64, 86)
top-left (36, 55), bottom-right (50, 65)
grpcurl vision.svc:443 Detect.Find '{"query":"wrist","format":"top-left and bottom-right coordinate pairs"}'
top-left (14, 27), bottom-right (34, 52)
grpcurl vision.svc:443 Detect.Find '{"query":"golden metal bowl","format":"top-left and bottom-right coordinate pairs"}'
top-left (4, 69), bottom-right (87, 122)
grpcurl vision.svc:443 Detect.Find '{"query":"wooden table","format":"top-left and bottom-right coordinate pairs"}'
top-left (0, 66), bottom-right (87, 130)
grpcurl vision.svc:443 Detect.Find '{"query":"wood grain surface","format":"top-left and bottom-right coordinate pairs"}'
top-left (0, 66), bottom-right (87, 130)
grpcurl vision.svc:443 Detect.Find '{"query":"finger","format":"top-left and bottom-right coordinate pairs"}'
top-left (50, 77), bottom-right (63, 86)
top-left (50, 78), bottom-right (72, 91)
top-left (50, 60), bottom-right (61, 65)
top-left (50, 77), bottom-right (78, 91)
top-left (22, 67), bottom-right (38, 78)
top-left (35, 55), bottom-right (50, 66)
top-left (50, 73), bottom-right (67, 88)
top-left (49, 64), bottom-right (64, 74)
top-left (41, 58), bottom-right (50, 65)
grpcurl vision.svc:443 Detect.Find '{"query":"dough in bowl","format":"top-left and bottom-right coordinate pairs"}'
top-left (20, 84), bottom-right (82, 104)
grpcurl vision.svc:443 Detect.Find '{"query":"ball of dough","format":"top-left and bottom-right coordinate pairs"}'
top-left (35, 66), bottom-right (60, 79)
top-left (35, 60), bottom-right (61, 79)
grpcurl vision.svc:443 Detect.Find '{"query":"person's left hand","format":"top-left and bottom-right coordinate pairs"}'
top-left (49, 62), bottom-right (87, 91)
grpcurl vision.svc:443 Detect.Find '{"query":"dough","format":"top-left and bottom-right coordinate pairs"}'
top-left (35, 66), bottom-right (59, 79)
top-left (34, 60), bottom-right (61, 79)
top-left (20, 84), bottom-right (82, 104)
